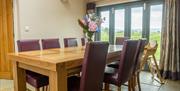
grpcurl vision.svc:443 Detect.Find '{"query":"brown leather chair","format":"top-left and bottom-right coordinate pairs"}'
top-left (130, 39), bottom-right (147, 91)
top-left (17, 39), bottom-right (41, 52)
top-left (105, 39), bottom-right (147, 91)
top-left (106, 37), bottom-right (129, 68)
top-left (81, 38), bottom-right (86, 46)
top-left (67, 42), bottom-right (109, 91)
top-left (104, 40), bottom-right (141, 91)
top-left (116, 37), bottom-right (129, 45)
top-left (41, 38), bottom-right (60, 49)
top-left (64, 38), bottom-right (78, 47)
top-left (17, 39), bottom-right (49, 91)
top-left (107, 39), bottom-right (147, 70)
top-left (133, 39), bottom-right (147, 73)
top-left (124, 39), bottom-right (146, 91)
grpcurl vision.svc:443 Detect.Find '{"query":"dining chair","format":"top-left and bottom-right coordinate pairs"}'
top-left (41, 38), bottom-right (60, 49)
top-left (64, 38), bottom-right (78, 47)
top-left (104, 40), bottom-right (141, 91)
top-left (67, 42), bottom-right (109, 91)
top-left (105, 39), bottom-right (146, 91)
top-left (17, 39), bottom-right (49, 91)
top-left (115, 37), bottom-right (129, 45)
top-left (107, 38), bottom-right (145, 68)
top-left (106, 37), bottom-right (129, 68)
top-left (17, 39), bottom-right (40, 52)
top-left (130, 39), bottom-right (147, 91)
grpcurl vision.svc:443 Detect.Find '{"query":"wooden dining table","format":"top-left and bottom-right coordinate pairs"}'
top-left (8, 45), bottom-right (122, 91)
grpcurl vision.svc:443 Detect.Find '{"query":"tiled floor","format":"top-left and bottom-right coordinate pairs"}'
top-left (0, 71), bottom-right (180, 91)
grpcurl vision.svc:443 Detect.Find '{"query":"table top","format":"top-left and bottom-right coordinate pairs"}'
top-left (9, 45), bottom-right (122, 71)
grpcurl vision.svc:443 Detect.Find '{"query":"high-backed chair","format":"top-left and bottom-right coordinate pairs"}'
top-left (130, 39), bottom-right (147, 91)
top-left (41, 38), bottom-right (60, 49)
top-left (115, 37), bottom-right (129, 45)
top-left (104, 40), bottom-right (141, 91)
top-left (133, 39), bottom-right (147, 72)
top-left (64, 38), bottom-right (78, 47)
top-left (106, 37), bottom-right (129, 68)
top-left (17, 39), bottom-right (49, 91)
top-left (68, 42), bottom-right (109, 91)
top-left (106, 39), bottom-right (147, 91)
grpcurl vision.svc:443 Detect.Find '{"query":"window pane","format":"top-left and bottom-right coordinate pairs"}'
top-left (131, 7), bottom-right (143, 39)
top-left (100, 11), bottom-right (110, 41)
top-left (115, 9), bottom-right (125, 38)
top-left (150, 5), bottom-right (163, 60)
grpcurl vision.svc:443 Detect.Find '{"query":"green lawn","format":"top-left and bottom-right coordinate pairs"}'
top-left (101, 28), bottom-right (110, 41)
top-left (101, 29), bottom-right (161, 60)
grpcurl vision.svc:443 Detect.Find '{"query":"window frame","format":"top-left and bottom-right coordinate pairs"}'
top-left (96, 0), bottom-right (164, 44)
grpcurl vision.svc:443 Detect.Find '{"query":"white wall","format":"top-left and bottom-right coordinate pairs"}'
top-left (13, 0), bottom-right (86, 49)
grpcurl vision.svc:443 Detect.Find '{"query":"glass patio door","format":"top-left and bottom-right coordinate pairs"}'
top-left (115, 9), bottom-right (125, 38)
top-left (100, 11), bottom-right (110, 42)
top-left (131, 7), bottom-right (143, 39)
top-left (149, 4), bottom-right (163, 60)
top-left (97, 0), bottom-right (164, 45)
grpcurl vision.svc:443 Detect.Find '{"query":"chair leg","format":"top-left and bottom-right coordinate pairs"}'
top-left (133, 75), bottom-right (137, 86)
top-left (104, 83), bottom-right (110, 91)
top-left (131, 77), bottom-right (136, 91)
top-left (35, 88), bottom-right (40, 91)
top-left (42, 86), bottom-right (45, 91)
top-left (48, 85), bottom-right (49, 91)
top-left (140, 55), bottom-right (149, 70)
top-left (43, 86), bottom-right (47, 91)
top-left (147, 58), bottom-right (155, 79)
top-left (128, 80), bottom-right (132, 91)
top-left (137, 72), bottom-right (141, 91)
top-left (152, 55), bottom-right (165, 84)
top-left (118, 86), bottom-right (121, 91)
top-left (45, 85), bottom-right (48, 91)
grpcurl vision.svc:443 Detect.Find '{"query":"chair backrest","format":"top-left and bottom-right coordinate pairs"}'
top-left (149, 40), bottom-right (158, 48)
top-left (133, 39), bottom-right (147, 73)
top-left (143, 40), bottom-right (158, 56)
top-left (81, 38), bottom-right (86, 46)
top-left (80, 42), bottom-right (109, 91)
top-left (117, 40), bottom-right (141, 84)
top-left (17, 39), bottom-right (40, 52)
top-left (41, 38), bottom-right (60, 49)
top-left (115, 37), bottom-right (129, 45)
top-left (64, 38), bottom-right (78, 48)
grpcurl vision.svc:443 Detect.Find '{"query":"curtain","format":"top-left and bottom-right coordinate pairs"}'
top-left (160, 0), bottom-right (180, 80)
top-left (0, 0), bottom-right (14, 79)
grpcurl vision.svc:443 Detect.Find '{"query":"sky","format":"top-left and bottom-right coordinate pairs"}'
top-left (101, 5), bottom-right (163, 32)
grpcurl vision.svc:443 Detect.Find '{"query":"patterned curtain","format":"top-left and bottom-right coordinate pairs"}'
top-left (160, 0), bottom-right (180, 80)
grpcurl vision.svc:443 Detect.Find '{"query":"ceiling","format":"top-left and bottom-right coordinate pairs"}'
top-left (87, 0), bottom-right (140, 7)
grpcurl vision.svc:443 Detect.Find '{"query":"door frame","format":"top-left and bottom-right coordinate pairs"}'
top-left (0, 0), bottom-right (15, 80)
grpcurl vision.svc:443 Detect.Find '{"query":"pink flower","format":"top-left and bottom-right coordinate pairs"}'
top-left (88, 21), bottom-right (97, 32)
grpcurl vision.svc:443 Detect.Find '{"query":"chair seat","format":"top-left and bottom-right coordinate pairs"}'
top-left (26, 71), bottom-right (49, 88)
top-left (68, 76), bottom-right (80, 91)
top-left (107, 61), bottom-right (120, 69)
top-left (104, 67), bottom-right (119, 86)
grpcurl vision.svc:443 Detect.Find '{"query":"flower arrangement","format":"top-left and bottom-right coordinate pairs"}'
top-left (78, 13), bottom-right (104, 41)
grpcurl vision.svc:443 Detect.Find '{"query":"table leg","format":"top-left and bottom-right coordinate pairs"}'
top-left (49, 65), bottom-right (68, 91)
top-left (13, 61), bottom-right (26, 91)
